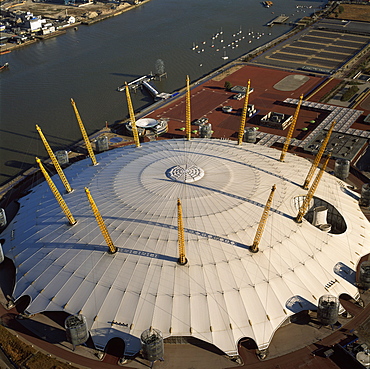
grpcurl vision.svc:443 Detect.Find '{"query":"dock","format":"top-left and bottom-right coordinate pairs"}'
top-left (117, 73), bottom-right (171, 100)
top-left (267, 14), bottom-right (289, 27)
top-left (117, 74), bottom-right (155, 92)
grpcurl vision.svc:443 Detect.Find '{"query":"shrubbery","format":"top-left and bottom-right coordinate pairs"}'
top-left (341, 85), bottom-right (359, 101)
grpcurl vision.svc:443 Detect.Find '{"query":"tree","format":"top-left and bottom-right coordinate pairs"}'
top-left (224, 81), bottom-right (232, 91)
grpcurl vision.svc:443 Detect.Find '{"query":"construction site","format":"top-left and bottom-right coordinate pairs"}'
top-left (1, 14), bottom-right (370, 369)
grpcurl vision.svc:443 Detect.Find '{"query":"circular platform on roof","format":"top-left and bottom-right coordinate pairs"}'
top-left (1, 139), bottom-right (368, 356)
top-left (135, 118), bottom-right (158, 128)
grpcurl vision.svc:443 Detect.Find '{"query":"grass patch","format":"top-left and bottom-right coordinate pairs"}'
top-left (341, 85), bottom-right (359, 101)
top-left (0, 325), bottom-right (34, 362)
top-left (0, 325), bottom-right (78, 368)
top-left (25, 351), bottom-right (75, 369)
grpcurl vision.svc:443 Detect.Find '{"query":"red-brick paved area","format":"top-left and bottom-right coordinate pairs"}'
top-left (147, 65), bottom-right (347, 142)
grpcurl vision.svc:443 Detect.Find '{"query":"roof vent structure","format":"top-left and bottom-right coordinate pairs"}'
top-left (65, 314), bottom-right (89, 350)
top-left (359, 261), bottom-right (370, 290)
top-left (317, 295), bottom-right (339, 326)
top-left (141, 328), bottom-right (164, 363)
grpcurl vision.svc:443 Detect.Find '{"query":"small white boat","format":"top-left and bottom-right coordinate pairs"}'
top-left (221, 51), bottom-right (228, 60)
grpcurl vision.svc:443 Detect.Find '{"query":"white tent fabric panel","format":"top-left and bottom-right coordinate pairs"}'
top-left (113, 291), bottom-right (140, 327)
top-left (92, 287), bottom-right (125, 325)
top-left (216, 263), bottom-right (239, 292)
top-left (254, 282), bottom-right (284, 322)
top-left (27, 293), bottom-right (53, 313)
top-left (151, 294), bottom-right (173, 332)
top-left (224, 290), bottom-right (251, 329)
top-left (171, 294), bottom-right (190, 334)
top-left (211, 329), bottom-right (236, 356)
top-left (1, 139), bottom-right (369, 355)
top-left (207, 292), bottom-right (232, 332)
top-left (203, 263), bottom-right (223, 294)
top-left (281, 270), bottom-right (315, 302)
top-left (268, 277), bottom-right (295, 311)
top-left (40, 268), bottom-right (73, 299)
top-left (132, 294), bottom-right (157, 334)
top-left (190, 294), bottom-right (211, 334)
top-left (69, 280), bottom-right (104, 314)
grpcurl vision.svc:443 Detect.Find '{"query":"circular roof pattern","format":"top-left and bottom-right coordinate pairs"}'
top-left (1, 139), bottom-right (368, 355)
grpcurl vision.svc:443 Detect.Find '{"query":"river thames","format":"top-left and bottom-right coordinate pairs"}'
top-left (0, 0), bottom-right (327, 186)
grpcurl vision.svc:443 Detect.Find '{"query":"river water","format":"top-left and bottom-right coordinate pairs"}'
top-left (0, 0), bottom-right (327, 186)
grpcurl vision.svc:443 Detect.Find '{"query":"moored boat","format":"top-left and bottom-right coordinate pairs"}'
top-left (0, 62), bottom-right (9, 71)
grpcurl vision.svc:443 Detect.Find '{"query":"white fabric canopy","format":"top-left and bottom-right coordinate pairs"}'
top-left (2, 139), bottom-right (369, 355)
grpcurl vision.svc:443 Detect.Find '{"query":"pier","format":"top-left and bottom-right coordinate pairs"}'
top-left (267, 14), bottom-right (289, 27)
top-left (117, 74), bottom-right (155, 92)
top-left (117, 73), bottom-right (171, 100)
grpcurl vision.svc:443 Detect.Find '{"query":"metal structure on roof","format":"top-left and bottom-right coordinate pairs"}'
top-left (253, 99), bottom-right (368, 149)
top-left (1, 139), bottom-right (369, 356)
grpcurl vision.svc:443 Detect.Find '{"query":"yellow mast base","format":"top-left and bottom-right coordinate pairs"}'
top-left (177, 256), bottom-right (188, 265)
top-left (250, 245), bottom-right (259, 253)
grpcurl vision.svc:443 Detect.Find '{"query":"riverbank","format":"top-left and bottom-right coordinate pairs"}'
top-left (0, 0), bottom-right (151, 53)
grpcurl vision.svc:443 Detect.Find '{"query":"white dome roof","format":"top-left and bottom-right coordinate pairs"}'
top-left (135, 118), bottom-right (158, 128)
top-left (2, 139), bottom-right (369, 355)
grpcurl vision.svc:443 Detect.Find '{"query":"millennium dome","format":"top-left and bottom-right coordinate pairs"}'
top-left (1, 138), bottom-right (368, 355)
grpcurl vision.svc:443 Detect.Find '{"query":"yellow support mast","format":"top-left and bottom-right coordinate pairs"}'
top-left (70, 98), bottom-right (98, 166)
top-left (238, 80), bottom-right (251, 145)
top-left (84, 187), bottom-right (117, 254)
top-left (177, 198), bottom-right (187, 265)
top-left (296, 154), bottom-right (331, 223)
top-left (279, 94), bottom-right (303, 162)
top-left (35, 125), bottom-right (73, 194)
top-left (124, 83), bottom-right (141, 148)
top-left (302, 120), bottom-right (335, 190)
top-left (251, 185), bottom-right (276, 253)
top-left (185, 75), bottom-right (191, 141)
top-left (36, 157), bottom-right (76, 226)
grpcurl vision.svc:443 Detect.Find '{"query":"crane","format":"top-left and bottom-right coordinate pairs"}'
top-left (251, 184), bottom-right (276, 253)
top-left (279, 94), bottom-right (303, 162)
top-left (302, 120), bottom-right (335, 190)
top-left (177, 198), bottom-right (187, 265)
top-left (36, 157), bottom-right (76, 226)
top-left (85, 187), bottom-right (117, 254)
top-left (70, 98), bottom-right (98, 166)
top-left (238, 79), bottom-right (251, 146)
top-left (296, 154), bottom-right (331, 223)
top-left (186, 75), bottom-right (191, 141)
top-left (36, 125), bottom-right (73, 194)
top-left (124, 83), bottom-right (141, 148)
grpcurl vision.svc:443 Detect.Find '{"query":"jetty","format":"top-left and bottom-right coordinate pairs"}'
top-left (117, 74), bottom-right (155, 92)
top-left (267, 14), bottom-right (289, 27)
top-left (117, 73), bottom-right (171, 100)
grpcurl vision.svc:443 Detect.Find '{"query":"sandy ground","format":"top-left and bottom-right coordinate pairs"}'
top-left (3, 0), bottom-right (141, 22)
top-left (329, 4), bottom-right (370, 22)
